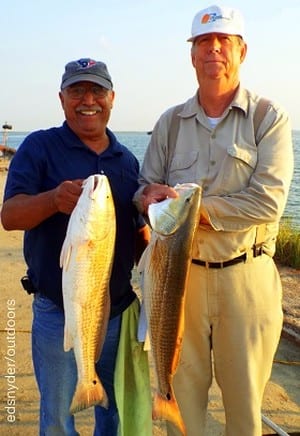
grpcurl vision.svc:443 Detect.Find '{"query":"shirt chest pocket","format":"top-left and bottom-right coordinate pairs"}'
top-left (220, 144), bottom-right (258, 193)
top-left (167, 151), bottom-right (199, 186)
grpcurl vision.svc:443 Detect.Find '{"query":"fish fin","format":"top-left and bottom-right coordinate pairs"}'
top-left (70, 375), bottom-right (108, 414)
top-left (63, 327), bottom-right (73, 352)
top-left (144, 331), bottom-right (151, 351)
top-left (60, 239), bottom-right (72, 270)
top-left (60, 237), bottom-right (89, 270)
top-left (153, 389), bottom-right (186, 436)
top-left (137, 234), bottom-right (157, 275)
top-left (137, 244), bottom-right (148, 273)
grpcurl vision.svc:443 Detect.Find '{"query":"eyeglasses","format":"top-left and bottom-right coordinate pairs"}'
top-left (65, 85), bottom-right (109, 99)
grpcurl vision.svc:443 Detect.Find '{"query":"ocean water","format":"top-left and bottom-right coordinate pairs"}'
top-left (2, 129), bottom-right (300, 227)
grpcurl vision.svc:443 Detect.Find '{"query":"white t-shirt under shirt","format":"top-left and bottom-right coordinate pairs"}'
top-left (207, 116), bottom-right (222, 129)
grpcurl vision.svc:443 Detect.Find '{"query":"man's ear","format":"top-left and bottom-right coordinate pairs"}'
top-left (59, 91), bottom-right (65, 109)
top-left (240, 42), bottom-right (248, 63)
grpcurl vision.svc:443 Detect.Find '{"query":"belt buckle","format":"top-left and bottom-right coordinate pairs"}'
top-left (253, 245), bottom-right (263, 257)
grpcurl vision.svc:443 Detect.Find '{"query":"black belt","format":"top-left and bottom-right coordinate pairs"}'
top-left (192, 253), bottom-right (247, 269)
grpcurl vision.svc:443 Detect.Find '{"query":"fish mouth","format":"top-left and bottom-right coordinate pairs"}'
top-left (90, 175), bottom-right (106, 200)
top-left (93, 176), bottom-right (99, 190)
top-left (91, 175), bottom-right (101, 197)
top-left (81, 175), bottom-right (109, 201)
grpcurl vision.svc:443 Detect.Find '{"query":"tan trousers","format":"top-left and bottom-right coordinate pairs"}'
top-left (166, 254), bottom-right (283, 436)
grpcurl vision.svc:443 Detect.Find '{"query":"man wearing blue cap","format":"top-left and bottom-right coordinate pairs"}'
top-left (1, 58), bottom-right (151, 435)
top-left (134, 5), bottom-right (294, 436)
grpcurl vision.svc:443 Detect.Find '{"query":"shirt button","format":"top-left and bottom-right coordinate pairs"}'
top-left (210, 160), bottom-right (216, 166)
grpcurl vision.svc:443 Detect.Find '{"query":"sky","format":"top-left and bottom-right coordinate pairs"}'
top-left (1, 0), bottom-right (300, 132)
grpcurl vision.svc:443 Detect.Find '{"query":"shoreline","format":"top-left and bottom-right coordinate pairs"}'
top-left (2, 128), bottom-right (300, 229)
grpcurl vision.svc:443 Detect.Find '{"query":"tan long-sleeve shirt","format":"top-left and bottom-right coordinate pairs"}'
top-left (134, 87), bottom-right (294, 262)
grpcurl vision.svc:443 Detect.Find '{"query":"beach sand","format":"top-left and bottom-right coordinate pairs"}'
top-left (0, 158), bottom-right (299, 435)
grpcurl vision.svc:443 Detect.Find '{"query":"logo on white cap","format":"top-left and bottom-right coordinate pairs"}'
top-left (201, 12), bottom-right (230, 25)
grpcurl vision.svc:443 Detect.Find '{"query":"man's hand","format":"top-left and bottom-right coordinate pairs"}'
top-left (53, 179), bottom-right (83, 214)
top-left (1, 179), bottom-right (84, 231)
top-left (141, 183), bottom-right (178, 214)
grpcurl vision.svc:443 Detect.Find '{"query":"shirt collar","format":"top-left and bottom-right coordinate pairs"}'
top-left (179, 86), bottom-right (249, 119)
top-left (229, 86), bottom-right (249, 116)
top-left (62, 122), bottom-right (123, 157)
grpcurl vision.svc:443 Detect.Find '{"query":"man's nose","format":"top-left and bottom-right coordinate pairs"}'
top-left (81, 90), bottom-right (97, 103)
top-left (209, 38), bottom-right (222, 53)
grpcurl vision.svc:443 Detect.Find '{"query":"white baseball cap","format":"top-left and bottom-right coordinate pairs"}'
top-left (187, 5), bottom-right (245, 42)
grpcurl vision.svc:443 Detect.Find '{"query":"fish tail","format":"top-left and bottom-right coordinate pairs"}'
top-left (70, 375), bottom-right (108, 414)
top-left (153, 391), bottom-right (186, 435)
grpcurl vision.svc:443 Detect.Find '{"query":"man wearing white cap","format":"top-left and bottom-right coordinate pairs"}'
top-left (134, 4), bottom-right (294, 436)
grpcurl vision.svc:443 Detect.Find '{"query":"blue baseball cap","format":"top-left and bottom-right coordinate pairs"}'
top-left (61, 58), bottom-right (113, 90)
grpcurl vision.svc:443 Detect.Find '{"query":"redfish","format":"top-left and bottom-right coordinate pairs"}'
top-left (60, 174), bottom-right (116, 414)
top-left (140, 183), bottom-right (201, 435)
